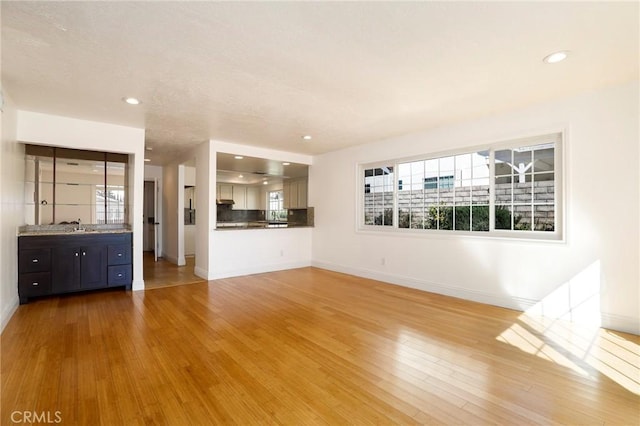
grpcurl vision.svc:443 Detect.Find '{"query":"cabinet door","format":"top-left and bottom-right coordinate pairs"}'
top-left (283, 181), bottom-right (298, 209)
top-left (297, 179), bottom-right (308, 208)
top-left (246, 186), bottom-right (260, 210)
top-left (218, 184), bottom-right (233, 200)
top-left (52, 247), bottom-right (81, 293)
top-left (232, 185), bottom-right (246, 210)
top-left (80, 245), bottom-right (108, 289)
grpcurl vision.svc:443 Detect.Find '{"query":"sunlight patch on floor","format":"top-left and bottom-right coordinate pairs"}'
top-left (497, 260), bottom-right (640, 395)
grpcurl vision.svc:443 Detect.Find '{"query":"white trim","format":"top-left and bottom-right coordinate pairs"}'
top-left (194, 266), bottom-right (213, 281)
top-left (211, 260), bottom-right (311, 280)
top-left (1, 296), bottom-right (19, 333)
top-left (312, 260), bottom-right (537, 311)
top-left (600, 313), bottom-right (640, 336)
top-left (132, 279), bottom-right (144, 291)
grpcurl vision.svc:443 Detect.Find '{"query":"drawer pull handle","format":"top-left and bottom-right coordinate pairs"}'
top-left (117, 253), bottom-right (123, 257)
top-left (32, 259), bottom-right (39, 263)
top-left (75, 252), bottom-right (79, 257)
top-left (82, 252), bottom-right (86, 256)
top-left (117, 273), bottom-right (123, 277)
top-left (32, 282), bottom-right (39, 286)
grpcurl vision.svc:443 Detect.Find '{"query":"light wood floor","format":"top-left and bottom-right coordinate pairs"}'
top-left (143, 252), bottom-right (206, 289)
top-left (2, 267), bottom-right (638, 425)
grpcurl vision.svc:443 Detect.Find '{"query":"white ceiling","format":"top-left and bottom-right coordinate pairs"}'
top-left (2, 2), bottom-right (638, 165)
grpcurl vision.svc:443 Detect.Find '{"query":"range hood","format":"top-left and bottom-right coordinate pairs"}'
top-left (216, 199), bottom-right (235, 205)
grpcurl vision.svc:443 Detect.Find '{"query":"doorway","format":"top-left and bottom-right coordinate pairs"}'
top-left (143, 179), bottom-right (159, 259)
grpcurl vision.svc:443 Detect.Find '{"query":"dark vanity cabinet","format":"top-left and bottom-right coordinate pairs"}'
top-left (18, 232), bottom-right (132, 304)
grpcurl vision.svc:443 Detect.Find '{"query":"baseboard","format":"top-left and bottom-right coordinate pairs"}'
top-left (194, 266), bottom-right (212, 281)
top-left (163, 254), bottom-right (179, 265)
top-left (1, 295), bottom-right (19, 334)
top-left (312, 260), bottom-right (537, 312)
top-left (600, 312), bottom-right (640, 335)
top-left (311, 260), bottom-right (639, 335)
top-left (212, 260), bottom-right (311, 280)
top-left (132, 279), bottom-right (145, 291)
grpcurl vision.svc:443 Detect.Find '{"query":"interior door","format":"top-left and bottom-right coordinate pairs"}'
top-left (154, 177), bottom-right (159, 262)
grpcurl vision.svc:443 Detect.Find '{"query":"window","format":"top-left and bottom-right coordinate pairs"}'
top-left (268, 190), bottom-right (287, 221)
top-left (360, 133), bottom-right (562, 238)
top-left (363, 166), bottom-right (394, 226)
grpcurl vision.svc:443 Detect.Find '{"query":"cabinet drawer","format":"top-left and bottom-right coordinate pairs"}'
top-left (19, 249), bottom-right (51, 273)
top-left (108, 244), bottom-right (131, 265)
top-left (108, 265), bottom-right (131, 286)
top-left (19, 272), bottom-right (52, 297)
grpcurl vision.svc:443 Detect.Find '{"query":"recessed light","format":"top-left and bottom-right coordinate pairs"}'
top-left (263, 181), bottom-right (268, 185)
top-left (283, 162), bottom-right (290, 166)
top-left (123, 97), bottom-right (141, 105)
top-left (144, 158), bottom-right (151, 162)
top-left (302, 135), bottom-right (312, 141)
top-left (238, 175), bottom-right (244, 178)
top-left (543, 51), bottom-right (569, 64)
top-left (234, 155), bottom-right (244, 159)
top-left (145, 146), bottom-right (153, 151)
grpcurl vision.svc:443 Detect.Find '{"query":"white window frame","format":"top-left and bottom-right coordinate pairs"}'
top-left (357, 132), bottom-right (564, 241)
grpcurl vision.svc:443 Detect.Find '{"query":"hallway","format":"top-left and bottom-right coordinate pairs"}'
top-left (143, 252), bottom-right (205, 289)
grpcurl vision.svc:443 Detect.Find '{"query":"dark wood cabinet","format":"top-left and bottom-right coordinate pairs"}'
top-left (18, 232), bottom-right (131, 304)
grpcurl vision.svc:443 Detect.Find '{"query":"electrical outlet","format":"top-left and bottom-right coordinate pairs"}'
top-left (380, 257), bottom-right (385, 266)
top-left (280, 250), bottom-right (284, 257)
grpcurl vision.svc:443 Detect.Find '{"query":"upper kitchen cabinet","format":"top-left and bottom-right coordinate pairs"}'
top-left (246, 186), bottom-right (260, 210)
top-left (283, 178), bottom-right (308, 209)
top-left (231, 185), bottom-right (247, 209)
top-left (24, 145), bottom-right (129, 226)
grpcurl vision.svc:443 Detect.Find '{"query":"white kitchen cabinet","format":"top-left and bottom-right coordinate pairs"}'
top-left (246, 186), bottom-right (260, 210)
top-left (232, 185), bottom-right (247, 209)
top-left (217, 184), bottom-right (233, 200)
top-left (283, 178), bottom-right (308, 209)
top-left (297, 179), bottom-right (308, 208)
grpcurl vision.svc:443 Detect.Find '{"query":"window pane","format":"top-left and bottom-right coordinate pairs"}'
top-left (495, 149), bottom-right (512, 176)
top-left (514, 180), bottom-right (532, 203)
top-left (454, 206), bottom-right (470, 231)
top-left (455, 179), bottom-right (472, 205)
top-left (472, 205), bottom-right (490, 231)
top-left (534, 205), bottom-right (555, 231)
top-left (398, 206), bottom-right (410, 228)
top-left (495, 205), bottom-right (513, 230)
top-left (410, 161), bottom-right (424, 191)
top-left (495, 176), bottom-right (512, 204)
top-left (534, 173), bottom-right (555, 204)
top-left (439, 206), bottom-right (453, 230)
top-left (440, 156), bottom-right (454, 176)
top-left (533, 145), bottom-right (555, 172)
top-left (513, 148), bottom-right (532, 171)
top-left (455, 154), bottom-right (472, 180)
top-left (472, 184), bottom-right (489, 205)
top-left (514, 205), bottom-right (532, 231)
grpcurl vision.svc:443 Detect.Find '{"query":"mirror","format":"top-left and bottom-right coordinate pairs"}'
top-left (24, 146), bottom-right (129, 225)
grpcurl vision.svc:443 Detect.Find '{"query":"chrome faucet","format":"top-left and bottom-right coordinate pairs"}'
top-left (75, 218), bottom-right (85, 232)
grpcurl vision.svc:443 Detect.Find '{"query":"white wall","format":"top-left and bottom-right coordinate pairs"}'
top-left (17, 111), bottom-right (146, 290)
top-left (310, 81), bottom-right (639, 334)
top-left (0, 90), bottom-right (24, 332)
top-left (161, 163), bottom-right (185, 265)
top-left (194, 141), bottom-right (213, 279)
top-left (211, 227), bottom-right (312, 279)
top-left (144, 164), bottom-right (163, 256)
